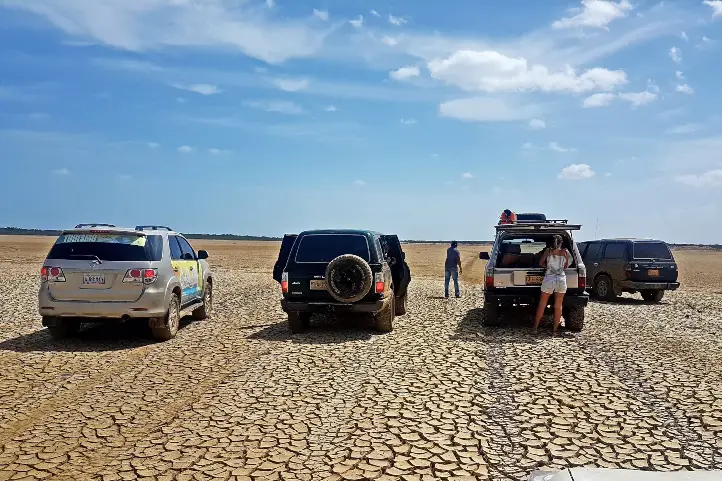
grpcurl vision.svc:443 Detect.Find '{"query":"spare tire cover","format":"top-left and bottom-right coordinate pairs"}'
top-left (325, 254), bottom-right (373, 303)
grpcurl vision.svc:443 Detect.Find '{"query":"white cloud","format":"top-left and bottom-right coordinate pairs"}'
top-left (698, 36), bottom-right (713, 48)
top-left (388, 14), bottom-right (407, 26)
top-left (266, 0), bottom-right (274, 7)
top-left (618, 90), bottom-right (658, 107)
top-left (439, 97), bottom-right (543, 122)
top-left (53, 167), bottom-right (70, 176)
top-left (681, 31), bottom-right (689, 41)
top-left (178, 145), bottom-right (194, 153)
top-left (558, 164), bottom-right (596, 180)
top-left (647, 79), bottom-right (660, 93)
top-left (522, 142), bottom-right (534, 149)
top-left (676, 70), bottom-right (685, 80)
top-left (400, 118), bottom-right (418, 125)
top-left (176, 97), bottom-right (187, 103)
top-left (272, 78), bottom-right (310, 92)
top-left (349, 15), bottom-right (364, 28)
top-left (370, 9), bottom-right (380, 17)
top-left (669, 46), bottom-right (682, 63)
top-left (147, 142), bottom-right (160, 148)
top-left (549, 142), bottom-right (576, 153)
top-left (703, 1), bottom-right (722, 17)
top-left (552, 0), bottom-right (633, 30)
top-left (529, 118), bottom-right (546, 130)
top-left (427, 50), bottom-right (627, 93)
top-left (666, 123), bottom-right (703, 135)
top-left (244, 100), bottom-right (303, 115)
top-left (312, 9), bottom-right (329, 21)
top-left (353, 179), bottom-right (366, 186)
top-left (674, 169), bottom-right (722, 187)
top-left (324, 105), bottom-right (337, 112)
top-left (604, 172), bottom-right (613, 177)
top-left (209, 148), bottom-right (231, 155)
top-left (462, 172), bottom-right (473, 179)
top-left (582, 92), bottom-right (616, 107)
top-left (2, 0), bottom-right (329, 64)
top-left (676, 83), bottom-right (694, 94)
top-left (172, 83), bottom-right (221, 95)
top-left (389, 66), bottom-right (420, 81)
top-left (381, 36), bottom-right (398, 46)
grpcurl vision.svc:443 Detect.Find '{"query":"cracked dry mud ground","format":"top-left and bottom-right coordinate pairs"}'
top-left (1, 239), bottom-right (722, 481)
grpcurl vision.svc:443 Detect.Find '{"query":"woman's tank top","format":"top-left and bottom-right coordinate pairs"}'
top-left (545, 250), bottom-right (569, 278)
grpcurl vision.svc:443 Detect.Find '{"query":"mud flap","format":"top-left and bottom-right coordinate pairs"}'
top-left (148, 317), bottom-right (166, 329)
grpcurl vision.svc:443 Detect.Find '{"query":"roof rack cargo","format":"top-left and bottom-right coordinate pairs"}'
top-left (516, 213), bottom-right (547, 223)
top-left (135, 225), bottom-right (173, 231)
top-left (74, 223), bottom-right (116, 229)
top-left (496, 219), bottom-right (580, 231)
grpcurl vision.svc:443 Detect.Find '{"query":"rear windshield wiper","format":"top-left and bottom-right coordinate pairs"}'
top-left (69, 254), bottom-right (103, 264)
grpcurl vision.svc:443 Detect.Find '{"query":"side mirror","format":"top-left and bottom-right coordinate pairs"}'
top-left (387, 257), bottom-right (397, 266)
top-left (198, 250), bottom-right (209, 260)
top-left (479, 251), bottom-right (490, 260)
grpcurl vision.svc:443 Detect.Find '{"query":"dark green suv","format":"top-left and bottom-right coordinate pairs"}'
top-left (578, 238), bottom-right (679, 302)
top-left (273, 229), bottom-right (411, 333)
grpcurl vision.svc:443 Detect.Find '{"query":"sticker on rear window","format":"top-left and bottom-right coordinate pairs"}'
top-left (57, 234), bottom-right (146, 246)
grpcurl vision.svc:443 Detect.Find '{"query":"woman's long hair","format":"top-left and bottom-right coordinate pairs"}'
top-left (552, 235), bottom-right (563, 250)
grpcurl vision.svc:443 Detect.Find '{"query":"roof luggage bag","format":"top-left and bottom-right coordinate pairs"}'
top-left (499, 209), bottom-right (517, 225)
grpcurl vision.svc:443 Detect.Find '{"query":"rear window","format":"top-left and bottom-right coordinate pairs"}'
top-left (47, 233), bottom-right (163, 262)
top-left (295, 234), bottom-right (370, 263)
top-left (633, 242), bottom-right (672, 260)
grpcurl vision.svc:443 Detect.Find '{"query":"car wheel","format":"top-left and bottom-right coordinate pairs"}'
top-left (482, 301), bottom-right (499, 326)
top-left (594, 274), bottom-right (616, 301)
top-left (192, 281), bottom-right (213, 320)
top-left (394, 294), bottom-right (407, 316)
top-left (563, 306), bottom-right (585, 332)
top-left (325, 254), bottom-right (374, 303)
top-left (641, 290), bottom-right (664, 302)
top-left (288, 312), bottom-right (311, 333)
top-left (374, 294), bottom-right (395, 333)
top-left (45, 317), bottom-right (80, 339)
top-left (152, 295), bottom-right (180, 341)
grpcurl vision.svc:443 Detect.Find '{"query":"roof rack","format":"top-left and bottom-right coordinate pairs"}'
top-left (135, 225), bottom-right (173, 231)
top-left (75, 223), bottom-right (116, 229)
top-left (496, 219), bottom-right (581, 231)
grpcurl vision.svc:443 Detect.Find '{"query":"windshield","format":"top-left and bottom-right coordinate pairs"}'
top-left (633, 242), bottom-right (672, 260)
top-left (295, 234), bottom-right (370, 263)
top-left (47, 233), bottom-right (163, 262)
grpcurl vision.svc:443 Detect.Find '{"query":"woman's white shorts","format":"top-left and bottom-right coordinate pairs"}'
top-left (541, 276), bottom-right (567, 294)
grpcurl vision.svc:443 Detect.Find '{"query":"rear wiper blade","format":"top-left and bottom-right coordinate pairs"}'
top-left (69, 254), bottom-right (103, 264)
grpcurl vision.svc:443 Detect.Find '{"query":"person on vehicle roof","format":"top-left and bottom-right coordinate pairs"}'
top-left (533, 234), bottom-right (570, 335)
top-left (444, 241), bottom-right (462, 298)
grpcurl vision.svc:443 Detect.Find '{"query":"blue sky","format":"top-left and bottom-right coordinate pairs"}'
top-left (1, 0), bottom-right (721, 242)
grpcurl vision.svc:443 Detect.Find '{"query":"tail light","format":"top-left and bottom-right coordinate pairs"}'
top-left (374, 272), bottom-right (385, 293)
top-left (485, 272), bottom-right (494, 288)
top-left (578, 266), bottom-right (586, 289)
top-left (124, 268), bottom-right (157, 284)
top-left (281, 272), bottom-right (289, 294)
top-left (41, 266), bottom-right (65, 282)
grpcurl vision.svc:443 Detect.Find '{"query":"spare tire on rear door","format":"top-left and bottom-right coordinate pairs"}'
top-left (325, 254), bottom-right (373, 303)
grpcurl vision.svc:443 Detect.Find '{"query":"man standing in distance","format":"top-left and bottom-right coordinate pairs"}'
top-left (445, 240), bottom-right (462, 298)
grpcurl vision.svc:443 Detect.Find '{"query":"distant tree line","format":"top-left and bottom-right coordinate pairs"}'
top-left (1, 227), bottom-right (720, 249)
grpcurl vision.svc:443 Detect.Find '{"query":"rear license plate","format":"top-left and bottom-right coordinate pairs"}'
top-left (83, 274), bottom-right (105, 285)
top-left (648, 269), bottom-right (659, 277)
top-left (309, 280), bottom-right (326, 290)
top-left (525, 275), bottom-right (543, 285)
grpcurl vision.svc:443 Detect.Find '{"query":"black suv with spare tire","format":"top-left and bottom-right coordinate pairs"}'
top-left (273, 229), bottom-right (411, 333)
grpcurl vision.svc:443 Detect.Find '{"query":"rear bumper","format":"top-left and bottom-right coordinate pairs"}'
top-left (281, 298), bottom-right (387, 314)
top-left (620, 281), bottom-right (680, 291)
top-left (485, 290), bottom-right (589, 307)
top-left (38, 285), bottom-right (169, 319)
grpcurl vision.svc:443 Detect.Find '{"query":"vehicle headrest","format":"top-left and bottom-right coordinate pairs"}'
top-left (505, 244), bottom-right (522, 255)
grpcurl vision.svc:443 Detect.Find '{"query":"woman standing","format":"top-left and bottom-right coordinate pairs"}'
top-left (533, 235), bottom-right (571, 335)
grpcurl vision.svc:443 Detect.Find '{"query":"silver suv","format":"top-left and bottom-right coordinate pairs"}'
top-left (38, 224), bottom-right (213, 341)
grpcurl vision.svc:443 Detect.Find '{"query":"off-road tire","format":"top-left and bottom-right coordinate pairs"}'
top-left (394, 294), bottom-right (407, 316)
top-left (192, 281), bottom-right (213, 320)
top-left (374, 295), bottom-right (395, 333)
top-left (482, 301), bottom-right (499, 326)
top-left (45, 317), bottom-right (80, 339)
top-left (152, 295), bottom-right (180, 341)
top-left (563, 306), bottom-right (585, 332)
top-left (288, 312), bottom-right (311, 334)
top-left (641, 290), bottom-right (664, 302)
top-left (594, 274), bottom-right (617, 301)
top-left (325, 254), bottom-right (373, 303)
